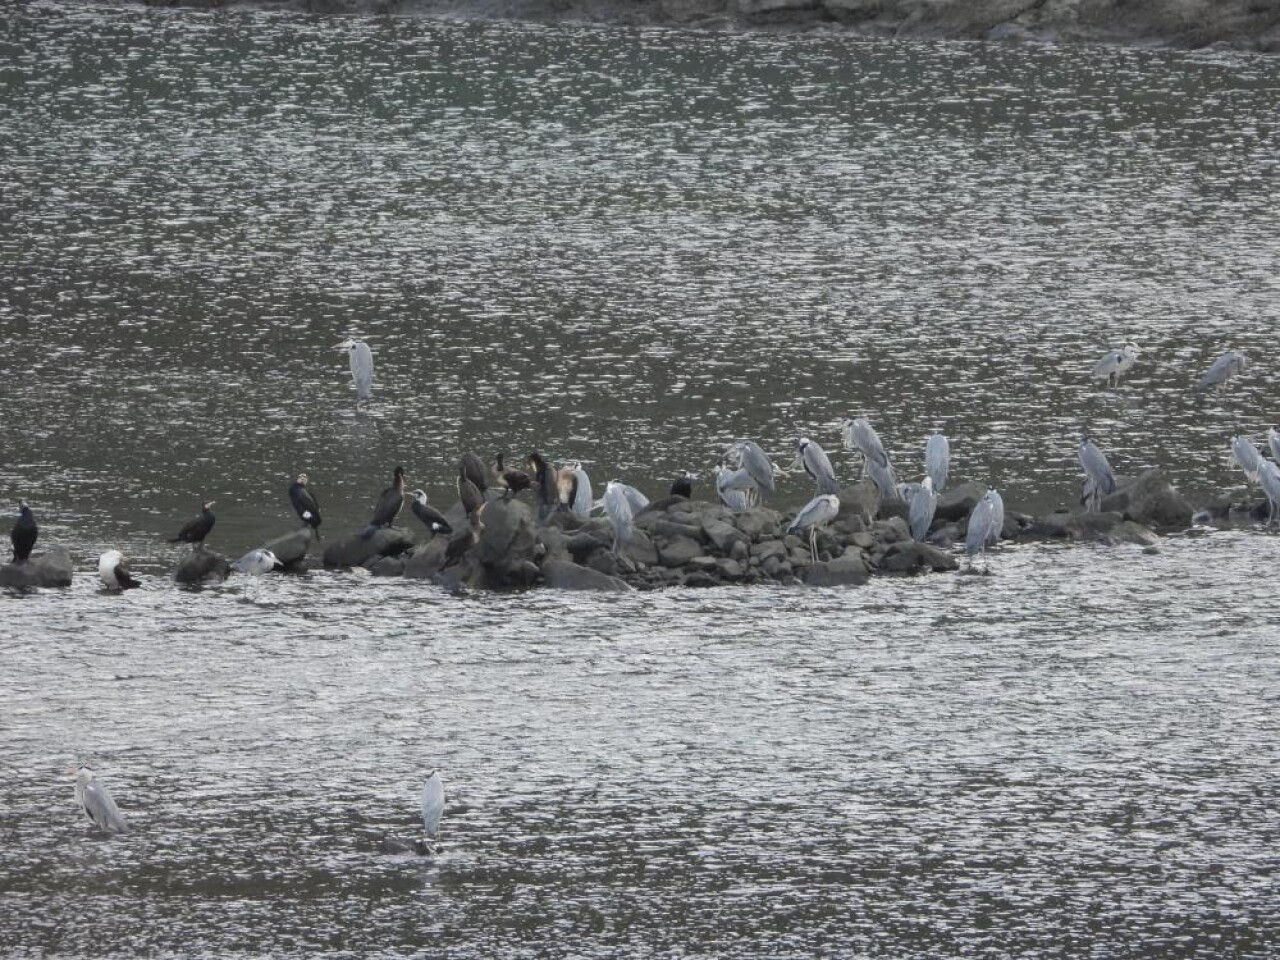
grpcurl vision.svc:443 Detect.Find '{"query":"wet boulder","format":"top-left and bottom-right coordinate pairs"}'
top-left (0, 547), bottom-right (74, 588)
top-left (174, 548), bottom-right (231, 585)
top-left (877, 541), bottom-right (959, 574)
top-left (658, 534), bottom-right (704, 568)
top-left (935, 481), bottom-right (987, 523)
top-left (323, 528), bottom-right (413, 568)
top-left (474, 499), bottom-right (540, 586)
top-left (403, 537), bottom-right (449, 580)
top-left (804, 550), bottom-right (870, 586)
top-left (1100, 469), bottom-right (1193, 530)
top-left (263, 527), bottom-right (313, 569)
top-left (541, 558), bottom-right (632, 592)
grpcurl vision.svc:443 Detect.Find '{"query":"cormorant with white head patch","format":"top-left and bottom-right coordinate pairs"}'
top-left (409, 490), bottom-right (452, 537)
top-left (288, 473), bottom-right (322, 540)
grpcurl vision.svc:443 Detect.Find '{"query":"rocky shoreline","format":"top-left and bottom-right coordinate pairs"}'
top-left (84, 0), bottom-right (1280, 53)
top-left (4, 470), bottom-right (1273, 592)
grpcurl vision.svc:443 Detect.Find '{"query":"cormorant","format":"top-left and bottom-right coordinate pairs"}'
top-left (458, 451), bottom-right (492, 494)
top-left (363, 465), bottom-right (407, 536)
top-left (169, 501), bottom-right (216, 548)
top-left (11, 501), bottom-right (37, 563)
top-left (494, 452), bottom-right (531, 498)
top-left (288, 473), bottom-right (322, 540)
top-left (409, 490), bottom-right (452, 537)
top-left (527, 451), bottom-right (559, 521)
top-left (670, 475), bottom-right (693, 499)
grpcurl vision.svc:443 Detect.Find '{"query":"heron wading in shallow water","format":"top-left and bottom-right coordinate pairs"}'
top-left (1194, 349), bottom-right (1246, 392)
top-left (964, 489), bottom-right (1004, 571)
top-left (70, 765), bottom-right (129, 835)
top-left (1090, 342), bottom-right (1138, 387)
top-left (337, 338), bottom-right (373, 404)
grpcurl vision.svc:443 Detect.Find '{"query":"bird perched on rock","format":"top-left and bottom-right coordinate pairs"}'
top-left (11, 501), bottom-right (37, 563)
top-left (793, 437), bottom-right (840, 496)
top-left (288, 473), bottom-right (322, 540)
top-left (527, 451), bottom-right (559, 521)
top-left (337, 338), bottom-right (373, 403)
top-left (363, 465), bottom-right (407, 537)
top-left (924, 432), bottom-right (949, 492)
top-left (909, 477), bottom-right (938, 542)
top-left (493, 452), bottom-right (531, 498)
top-left (458, 452), bottom-right (493, 495)
top-left (603, 480), bottom-right (636, 551)
top-left (409, 490), bottom-right (452, 537)
top-left (670, 474), bottom-right (694, 499)
top-left (965, 489), bottom-right (1003, 570)
top-left (457, 469), bottom-right (485, 524)
top-left (169, 501), bottom-right (216, 548)
top-left (98, 550), bottom-right (141, 591)
top-left (1078, 436), bottom-right (1117, 512)
top-left (558, 461), bottom-right (593, 519)
top-left (786, 493), bottom-right (840, 562)
top-left (70, 765), bottom-right (129, 834)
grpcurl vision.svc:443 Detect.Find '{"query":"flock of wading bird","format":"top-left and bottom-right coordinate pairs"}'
top-left (6, 338), bottom-right (1271, 596)
top-left (46, 340), bottom-right (1269, 839)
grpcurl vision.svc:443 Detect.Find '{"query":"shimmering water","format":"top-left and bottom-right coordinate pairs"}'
top-left (2, 7), bottom-right (1279, 955)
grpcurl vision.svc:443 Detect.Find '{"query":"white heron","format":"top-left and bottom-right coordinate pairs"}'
top-left (1090, 343), bottom-right (1138, 387)
top-left (71, 765), bottom-right (129, 834)
top-left (98, 550), bottom-right (141, 591)
top-left (337, 338), bottom-right (373, 403)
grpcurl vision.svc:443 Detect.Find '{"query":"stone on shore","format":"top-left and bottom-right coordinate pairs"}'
top-left (804, 550), bottom-right (870, 586)
top-left (174, 548), bottom-right (231, 585)
top-left (541, 558), bottom-right (632, 592)
top-left (1100, 468), bottom-right (1194, 530)
top-left (0, 547), bottom-right (74, 588)
top-left (323, 527), bottom-right (414, 568)
top-left (263, 527), bottom-right (313, 568)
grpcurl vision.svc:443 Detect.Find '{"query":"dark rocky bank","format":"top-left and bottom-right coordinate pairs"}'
top-left (91, 0), bottom-right (1280, 53)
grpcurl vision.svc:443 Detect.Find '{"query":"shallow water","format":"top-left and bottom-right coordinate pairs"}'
top-left (2, 7), bottom-right (1279, 955)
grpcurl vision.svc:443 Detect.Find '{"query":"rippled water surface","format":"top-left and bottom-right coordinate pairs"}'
top-left (2, 6), bottom-right (1279, 956)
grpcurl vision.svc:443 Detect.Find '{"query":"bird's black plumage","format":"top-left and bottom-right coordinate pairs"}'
top-left (11, 501), bottom-right (37, 563)
top-left (458, 452), bottom-right (492, 493)
top-left (288, 473), bottom-right (323, 540)
top-left (494, 452), bottom-right (531, 497)
top-left (458, 471), bottom-right (485, 521)
top-left (169, 501), bottom-right (216, 547)
top-left (670, 476), bottom-right (693, 499)
top-left (528, 451), bottom-right (559, 521)
top-left (410, 492), bottom-right (452, 537)
top-left (113, 560), bottom-right (142, 590)
top-left (365, 465), bottom-right (407, 535)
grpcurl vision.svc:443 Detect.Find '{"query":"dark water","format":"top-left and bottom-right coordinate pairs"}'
top-left (2, 7), bottom-right (1279, 956)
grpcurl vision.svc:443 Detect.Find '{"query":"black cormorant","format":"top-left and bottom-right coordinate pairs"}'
top-left (289, 473), bottom-right (323, 539)
top-left (169, 501), bottom-right (216, 548)
top-left (11, 501), bottom-right (37, 563)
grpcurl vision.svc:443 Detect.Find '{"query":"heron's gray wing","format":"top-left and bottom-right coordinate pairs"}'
top-left (964, 498), bottom-right (993, 555)
top-left (421, 773), bottom-right (445, 839)
top-left (620, 484), bottom-right (650, 513)
top-left (925, 434), bottom-right (949, 491)
top-left (737, 441), bottom-right (776, 494)
top-left (1195, 352), bottom-right (1235, 390)
top-left (804, 443), bottom-right (840, 495)
top-left (908, 488), bottom-right (936, 542)
top-left (84, 781), bottom-right (128, 833)
top-left (350, 343), bottom-right (374, 399)
top-left (1231, 436), bottom-right (1262, 482)
top-left (867, 458), bottom-right (899, 502)
top-left (987, 491), bottom-right (1005, 545)
top-left (1268, 431), bottom-right (1280, 466)
top-left (1079, 442), bottom-right (1117, 495)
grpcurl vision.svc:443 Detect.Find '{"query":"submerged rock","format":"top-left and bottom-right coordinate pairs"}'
top-left (541, 558), bottom-right (632, 592)
top-left (323, 528), bottom-right (414, 568)
top-left (1100, 468), bottom-right (1193, 530)
top-left (0, 547), bottom-right (74, 588)
top-left (263, 527), bottom-right (313, 568)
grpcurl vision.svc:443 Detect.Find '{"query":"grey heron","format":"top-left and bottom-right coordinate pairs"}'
top-left (557, 461), bottom-right (593, 520)
top-left (1231, 436), bottom-right (1263, 484)
top-left (1090, 343), bottom-right (1138, 387)
top-left (603, 481), bottom-right (636, 550)
top-left (865, 455), bottom-right (900, 504)
top-left (908, 477), bottom-right (938, 542)
top-left (1194, 350), bottom-right (1246, 392)
top-left (1269, 428), bottom-right (1280, 465)
top-left (364, 465), bottom-right (407, 537)
top-left (786, 493), bottom-right (840, 562)
top-left (288, 473), bottom-right (322, 540)
top-left (1078, 437), bottom-right (1117, 512)
top-left (924, 432), bottom-right (949, 492)
top-left (337, 338), bottom-right (373, 403)
top-left (11, 501), bottom-right (36, 563)
top-left (231, 548), bottom-right (281, 575)
top-left (608, 481), bottom-right (650, 514)
top-left (726, 440), bottom-right (777, 496)
top-left (964, 489), bottom-right (1003, 569)
top-left (168, 501), bottom-right (215, 548)
top-left (840, 418), bottom-right (889, 470)
top-left (794, 438), bottom-right (840, 496)
top-left (409, 490), bottom-right (452, 537)
top-left (98, 550), bottom-right (141, 591)
top-left (1258, 460), bottom-right (1280, 528)
top-left (71, 765), bottom-right (129, 834)
top-left (714, 464), bottom-right (756, 511)
top-left (421, 770), bottom-right (445, 841)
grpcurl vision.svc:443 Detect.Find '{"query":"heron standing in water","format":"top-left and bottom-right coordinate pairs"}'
top-left (1090, 343), bottom-right (1138, 387)
top-left (964, 489), bottom-right (1003, 571)
top-left (1194, 349), bottom-right (1246, 392)
top-left (337, 338), bottom-right (373, 403)
top-left (70, 765), bottom-right (129, 834)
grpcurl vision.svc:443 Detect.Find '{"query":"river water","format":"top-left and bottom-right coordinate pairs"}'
top-left (2, 6), bottom-right (1278, 956)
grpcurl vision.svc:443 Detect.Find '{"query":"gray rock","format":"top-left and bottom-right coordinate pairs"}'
top-left (1100, 468), bottom-right (1194, 530)
top-left (681, 571), bottom-right (722, 588)
top-left (263, 527), bottom-right (313, 568)
top-left (475, 500), bottom-right (540, 586)
top-left (586, 550), bottom-right (621, 577)
top-left (174, 549), bottom-right (231, 585)
top-left (541, 559), bottom-right (632, 592)
top-left (877, 540), bottom-right (958, 574)
top-left (623, 530), bottom-right (659, 566)
top-left (650, 518), bottom-right (706, 543)
top-left (323, 528), bottom-right (413, 568)
top-left (751, 539), bottom-right (787, 561)
top-left (368, 556), bottom-right (405, 577)
top-left (403, 538), bottom-right (449, 580)
top-left (702, 517), bottom-right (749, 554)
top-left (872, 516), bottom-right (911, 545)
top-left (935, 481), bottom-right (987, 523)
top-left (658, 535), bottom-right (704, 567)
top-left (804, 551), bottom-right (869, 586)
top-left (733, 508), bottom-right (783, 540)
top-left (715, 558), bottom-right (746, 580)
top-left (0, 547), bottom-right (74, 589)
